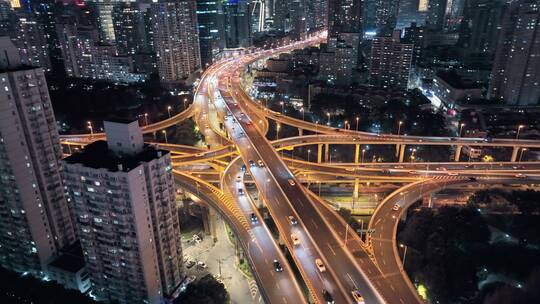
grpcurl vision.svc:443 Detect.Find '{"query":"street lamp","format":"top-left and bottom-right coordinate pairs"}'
top-left (167, 106), bottom-right (172, 118)
top-left (519, 148), bottom-right (528, 162)
top-left (516, 125), bottom-right (524, 139)
top-left (307, 149), bottom-right (311, 162)
top-left (276, 123), bottom-right (281, 140)
top-left (355, 117), bottom-right (359, 131)
top-left (300, 107), bottom-right (305, 121)
top-left (410, 148), bottom-right (417, 162)
top-left (87, 121), bottom-right (93, 137)
top-left (144, 113), bottom-right (149, 126)
top-left (459, 123), bottom-right (465, 137)
top-left (397, 120), bottom-right (403, 136)
top-left (162, 130), bottom-right (168, 143)
top-left (183, 98), bottom-right (188, 109)
top-left (279, 101), bottom-right (284, 114)
top-left (344, 120), bottom-right (349, 130)
top-left (399, 244), bottom-right (408, 269)
top-left (361, 149), bottom-right (366, 163)
top-left (326, 112), bottom-right (331, 125)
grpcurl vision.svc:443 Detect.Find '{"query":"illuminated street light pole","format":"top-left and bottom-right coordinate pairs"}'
top-left (326, 112), bottom-right (331, 125)
top-left (280, 101), bottom-right (284, 114)
top-left (167, 106), bottom-right (172, 118)
top-left (516, 125), bottom-right (524, 139)
top-left (397, 120), bottom-right (403, 136)
top-left (162, 130), bottom-right (168, 143)
top-left (300, 107), bottom-right (305, 121)
top-left (87, 121), bottom-right (93, 137)
top-left (183, 98), bottom-right (188, 109)
top-left (307, 149), bottom-right (311, 162)
top-left (400, 244), bottom-right (408, 269)
top-left (276, 123), bottom-right (280, 140)
top-left (459, 123), bottom-right (465, 137)
top-left (519, 148), bottom-right (528, 162)
top-left (361, 149), bottom-right (366, 163)
top-left (344, 120), bottom-right (349, 130)
top-left (355, 117), bottom-right (359, 131)
top-left (315, 121), bottom-right (319, 133)
top-left (144, 113), bottom-right (149, 126)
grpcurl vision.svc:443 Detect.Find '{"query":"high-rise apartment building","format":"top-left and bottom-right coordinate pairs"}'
top-left (62, 120), bottom-right (183, 304)
top-left (196, 0), bottom-right (226, 67)
top-left (151, 0), bottom-right (201, 84)
top-left (462, 0), bottom-right (504, 55)
top-left (489, 0), bottom-right (540, 106)
top-left (0, 37), bottom-right (76, 275)
top-left (370, 30), bottom-right (413, 89)
top-left (328, 0), bottom-right (363, 38)
top-left (112, 2), bottom-right (152, 56)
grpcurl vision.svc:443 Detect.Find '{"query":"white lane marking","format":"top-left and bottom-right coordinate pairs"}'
top-left (327, 243), bottom-right (337, 256)
top-left (347, 273), bottom-right (358, 289)
top-left (311, 219), bottom-right (319, 229)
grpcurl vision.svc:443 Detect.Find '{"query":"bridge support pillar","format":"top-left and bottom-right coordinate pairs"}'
top-left (324, 144), bottom-right (330, 162)
top-left (454, 145), bottom-right (462, 162)
top-left (353, 179), bottom-right (359, 200)
top-left (511, 146), bottom-right (519, 162)
top-left (298, 128), bottom-right (303, 136)
top-left (398, 144), bottom-right (406, 162)
top-left (354, 144), bottom-right (360, 163)
top-left (317, 144), bottom-right (323, 163)
top-left (395, 144), bottom-right (400, 157)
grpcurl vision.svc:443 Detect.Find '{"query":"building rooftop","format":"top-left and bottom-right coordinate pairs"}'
top-left (64, 141), bottom-right (169, 172)
top-left (48, 242), bottom-right (85, 273)
top-left (436, 70), bottom-right (482, 89)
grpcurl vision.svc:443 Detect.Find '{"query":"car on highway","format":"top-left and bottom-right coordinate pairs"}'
top-left (241, 164), bottom-right (246, 172)
top-left (315, 259), bottom-right (326, 272)
top-left (408, 170), bottom-right (417, 174)
top-left (436, 167), bottom-right (447, 171)
top-left (323, 290), bottom-right (334, 304)
top-left (184, 275), bottom-right (196, 285)
top-left (288, 179), bottom-right (296, 186)
top-left (392, 204), bottom-right (400, 211)
top-left (351, 290), bottom-right (365, 304)
top-left (249, 160), bottom-right (255, 167)
top-left (185, 260), bottom-right (195, 268)
top-left (238, 188), bottom-right (244, 195)
top-left (236, 175), bottom-right (242, 183)
top-left (273, 260), bottom-right (283, 272)
top-left (515, 173), bottom-right (527, 178)
top-left (394, 165), bottom-right (404, 169)
top-left (257, 160), bottom-right (264, 167)
top-left (288, 216), bottom-right (298, 225)
top-left (246, 120), bottom-right (252, 125)
top-left (291, 233), bottom-right (300, 245)
top-left (240, 112), bottom-right (245, 116)
top-left (250, 213), bottom-right (258, 224)
top-left (447, 172), bottom-right (459, 176)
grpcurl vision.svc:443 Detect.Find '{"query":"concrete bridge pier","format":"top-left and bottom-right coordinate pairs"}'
top-left (354, 144), bottom-right (360, 163)
top-left (511, 146), bottom-right (519, 162)
top-left (324, 144), bottom-right (330, 162)
top-left (298, 128), bottom-right (303, 136)
top-left (454, 145), bottom-right (462, 162)
top-left (353, 179), bottom-right (360, 200)
top-left (398, 144), bottom-right (406, 162)
top-left (317, 144), bottom-right (323, 163)
top-left (395, 144), bottom-right (400, 157)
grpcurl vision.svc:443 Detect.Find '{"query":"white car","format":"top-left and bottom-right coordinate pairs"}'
top-left (197, 261), bottom-right (207, 269)
top-left (288, 179), bottom-right (296, 186)
top-left (392, 204), bottom-right (400, 211)
top-left (291, 233), bottom-right (300, 245)
top-left (315, 259), bottom-right (326, 272)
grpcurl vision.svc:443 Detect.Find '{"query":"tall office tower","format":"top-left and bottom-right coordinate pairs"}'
top-left (363, 0), bottom-right (378, 32)
top-left (273, 0), bottom-right (291, 32)
top-left (397, 0), bottom-right (427, 29)
top-left (320, 40), bottom-right (358, 85)
top-left (403, 22), bottom-right (425, 64)
top-left (151, 0), bottom-right (201, 84)
top-left (63, 120), bottom-right (183, 304)
top-left (312, 0), bottom-right (328, 30)
top-left (374, 0), bottom-right (399, 34)
top-left (370, 30), bottom-right (413, 88)
top-left (444, 0), bottom-right (466, 31)
top-left (426, 0), bottom-right (447, 31)
top-left (489, 0), bottom-right (540, 106)
top-left (289, 0), bottom-right (307, 39)
top-left (0, 37), bottom-right (76, 275)
top-left (223, 0), bottom-right (252, 48)
top-left (196, 0), bottom-right (225, 67)
top-left (461, 0), bottom-right (504, 55)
